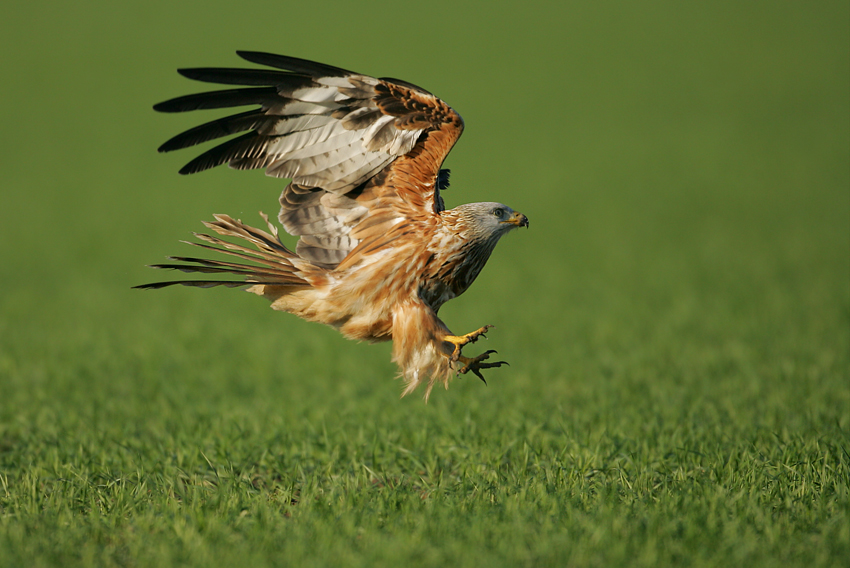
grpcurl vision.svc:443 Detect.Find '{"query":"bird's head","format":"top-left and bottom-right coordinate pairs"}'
top-left (456, 202), bottom-right (529, 242)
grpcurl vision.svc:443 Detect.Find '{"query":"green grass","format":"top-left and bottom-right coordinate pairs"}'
top-left (1, 0), bottom-right (848, 566)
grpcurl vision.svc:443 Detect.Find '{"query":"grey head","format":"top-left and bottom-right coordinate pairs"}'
top-left (454, 201), bottom-right (529, 244)
top-left (430, 201), bottom-right (529, 302)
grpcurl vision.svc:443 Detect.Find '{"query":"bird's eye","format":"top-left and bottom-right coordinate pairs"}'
top-left (492, 208), bottom-right (504, 218)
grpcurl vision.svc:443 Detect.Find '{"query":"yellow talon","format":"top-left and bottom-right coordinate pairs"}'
top-left (441, 325), bottom-right (494, 362)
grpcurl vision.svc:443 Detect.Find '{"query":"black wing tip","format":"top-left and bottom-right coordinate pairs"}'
top-left (153, 87), bottom-right (278, 116)
top-left (174, 67), bottom-right (310, 87)
top-left (152, 100), bottom-right (177, 113)
top-left (176, 67), bottom-right (200, 80)
top-left (132, 281), bottom-right (177, 290)
top-left (171, 131), bottom-right (261, 175)
top-left (157, 141), bottom-right (177, 154)
top-left (177, 163), bottom-right (200, 175)
top-left (236, 50), bottom-right (353, 77)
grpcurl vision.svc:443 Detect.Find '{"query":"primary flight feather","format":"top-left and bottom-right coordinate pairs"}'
top-left (137, 52), bottom-right (529, 399)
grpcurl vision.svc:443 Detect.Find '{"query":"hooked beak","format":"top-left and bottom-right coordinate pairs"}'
top-left (503, 211), bottom-right (529, 228)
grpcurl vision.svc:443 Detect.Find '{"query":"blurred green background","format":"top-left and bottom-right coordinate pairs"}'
top-left (1, 0), bottom-right (845, 382)
top-left (0, 0), bottom-right (847, 566)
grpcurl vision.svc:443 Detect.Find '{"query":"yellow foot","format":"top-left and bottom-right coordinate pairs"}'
top-left (442, 325), bottom-right (494, 363)
top-left (458, 350), bottom-right (509, 384)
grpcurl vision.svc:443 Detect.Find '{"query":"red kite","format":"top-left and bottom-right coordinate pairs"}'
top-left (137, 52), bottom-right (528, 399)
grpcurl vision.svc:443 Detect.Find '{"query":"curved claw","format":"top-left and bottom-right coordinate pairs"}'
top-left (475, 324), bottom-right (494, 342)
top-left (458, 350), bottom-right (509, 385)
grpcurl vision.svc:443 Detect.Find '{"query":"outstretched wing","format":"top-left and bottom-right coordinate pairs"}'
top-left (155, 52), bottom-right (464, 266)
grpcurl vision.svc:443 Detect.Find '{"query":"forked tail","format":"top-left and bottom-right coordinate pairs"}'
top-left (134, 213), bottom-right (310, 290)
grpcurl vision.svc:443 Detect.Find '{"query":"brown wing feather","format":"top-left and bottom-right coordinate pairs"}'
top-left (332, 81), bottom-right (464, 271)
top-left (371, 80), bottom-right (464, 206)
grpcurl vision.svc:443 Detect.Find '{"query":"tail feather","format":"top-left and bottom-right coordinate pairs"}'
top-left (135, 212), bottom-right (313, 291)
top-left (134, 280), bottom-right (254, 290)
top-left (144, 258), bottom-right (305, 284)
top-left (146, 262), bottom-right (301, 283)
top-left (147, 263), bottom-right (257, 275)
top-left (164, 256), bottom-right (298, 277)
top-left (205, 213), bottom-right (290, 257)
top-left (190, 233), bottom-right (291, 265)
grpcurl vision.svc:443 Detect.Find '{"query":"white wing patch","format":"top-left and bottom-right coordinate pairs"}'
top-left (231, 75), bottom-right (423, 193)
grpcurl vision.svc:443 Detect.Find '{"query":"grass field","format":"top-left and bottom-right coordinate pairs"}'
top-left (1, 1), bottom-right (848, 566)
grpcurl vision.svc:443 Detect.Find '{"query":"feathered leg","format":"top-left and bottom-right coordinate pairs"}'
top-left (391, 302), bottom-right (453, 400)
top-left (391, 302), bottom-right (508, 400)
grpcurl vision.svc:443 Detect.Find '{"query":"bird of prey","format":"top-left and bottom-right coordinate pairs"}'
top-left (137, 51), bottom-right (528, 399)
